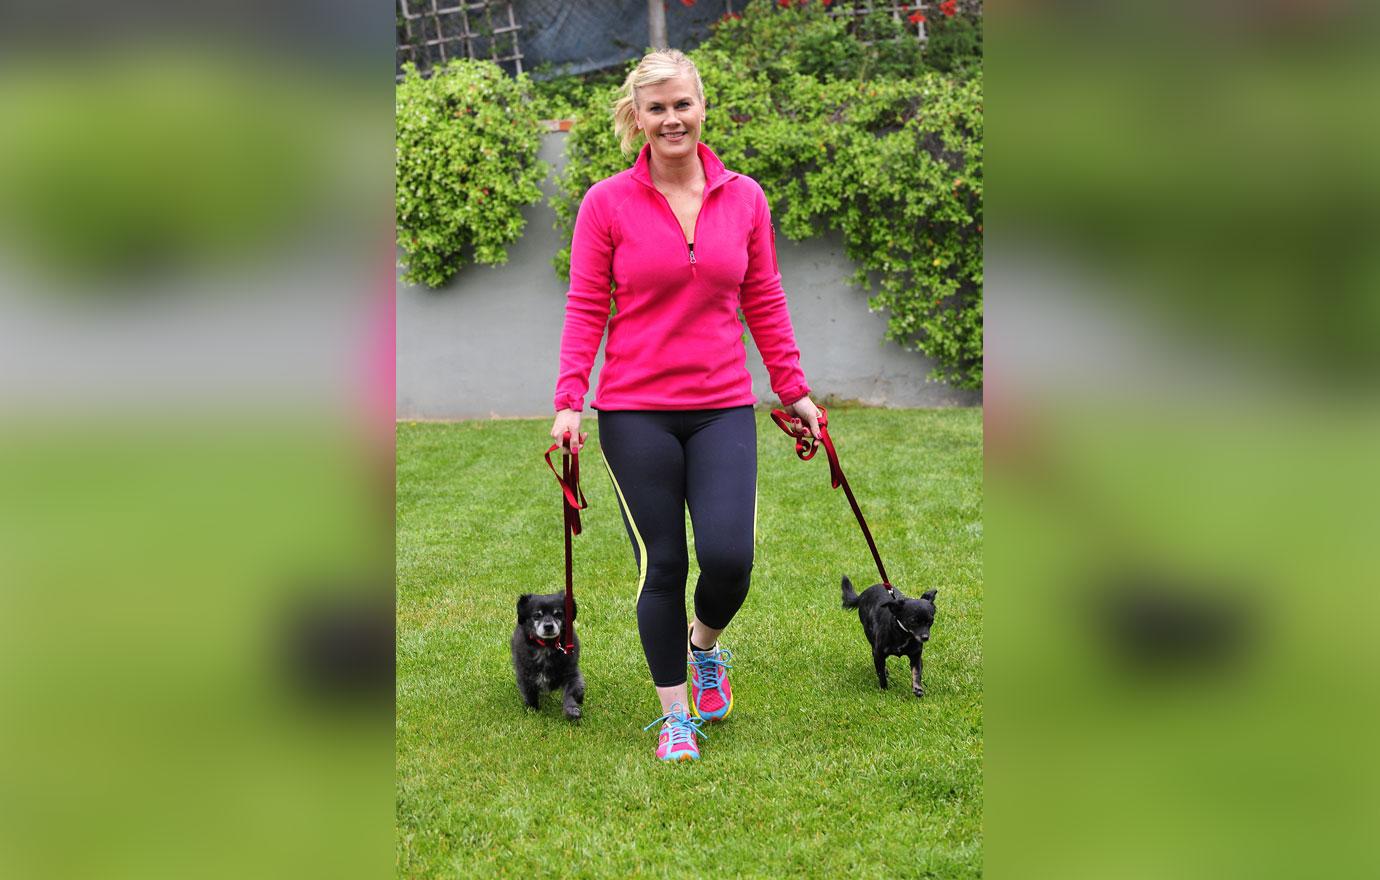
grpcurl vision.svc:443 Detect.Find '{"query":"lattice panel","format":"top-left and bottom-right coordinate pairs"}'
top-left (397, 0), bottom-right (525, 80)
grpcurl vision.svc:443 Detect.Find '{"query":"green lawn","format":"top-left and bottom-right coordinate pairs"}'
top-left (396, 407), bottom-right (983, 878)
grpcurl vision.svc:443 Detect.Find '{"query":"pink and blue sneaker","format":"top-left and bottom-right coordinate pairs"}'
top-left (643, 702), bottom-right (706, 762)
top-left (688, 645), bottom-right (734, 722)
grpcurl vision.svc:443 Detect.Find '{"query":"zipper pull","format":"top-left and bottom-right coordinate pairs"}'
top-left (689, 243), bottom-right (696, 264)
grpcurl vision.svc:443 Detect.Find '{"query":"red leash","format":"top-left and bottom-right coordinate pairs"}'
top-left (769, 407), bottom-right (894, 595)
top-left (543, 431), bottom-right (588, 653)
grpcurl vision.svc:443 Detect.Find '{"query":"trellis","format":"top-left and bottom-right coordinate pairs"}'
top-left (396, 0), bottom-right (525, 81)
top-left (394, 1), bottom-right (973, 84)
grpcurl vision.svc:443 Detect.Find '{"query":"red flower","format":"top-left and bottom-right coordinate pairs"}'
top-left (779, 0), bottom-right (791, 7)
top-left (679, 0), bottom-right (696, 6)
top-left (821, 0), bottom-right (833, 5)
top-left (908, 11), bottom-right (926, 24)
top-left (939, 0), bottom-right (957, 16)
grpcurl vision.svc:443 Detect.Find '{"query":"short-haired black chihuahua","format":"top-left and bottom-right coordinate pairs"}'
top-left (840, 575), bottom-right (938, 697)
top-left (511, 592), bottom-right (584, 719)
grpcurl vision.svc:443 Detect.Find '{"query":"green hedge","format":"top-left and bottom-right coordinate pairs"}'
top-left (395, 60), bottom-right (547, 287)
top-left (552, 1), bottom-right (983, 388)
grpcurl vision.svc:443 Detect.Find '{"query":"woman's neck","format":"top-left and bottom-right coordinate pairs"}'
top-left (650, 151), bottom-right (704, 192)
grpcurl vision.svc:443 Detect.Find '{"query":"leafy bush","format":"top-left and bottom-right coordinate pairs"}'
top-left (922, 9), bottom-right (984, 77)
top-left (551, 0), bottom-right (983, 389)
top-left (705, 2), bottom-right (927, 85)
top-left (396, 60), bottom-right (547, 287)
top-left (528, 66), bottom-right (626, 121)
top-left (546, 81), bottom-right (629, 279)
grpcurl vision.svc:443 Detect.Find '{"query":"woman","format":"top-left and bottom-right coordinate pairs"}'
top-left (550, 49), bottom-right (821, 762)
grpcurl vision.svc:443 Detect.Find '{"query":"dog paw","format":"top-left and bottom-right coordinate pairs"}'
top-left (913, 686), bottom-right (925, 698)
top-left (564, 706), bottom-right (582, 720)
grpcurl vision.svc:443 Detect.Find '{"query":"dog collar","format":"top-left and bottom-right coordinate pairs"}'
top-left (527, 634), bottom-right (571, 654)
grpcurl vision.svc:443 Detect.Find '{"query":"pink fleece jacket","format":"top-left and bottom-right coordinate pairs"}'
top-left (553, 142), bottom-right (810, 412)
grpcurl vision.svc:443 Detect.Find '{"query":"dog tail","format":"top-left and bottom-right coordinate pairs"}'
top-left (841, 575), bottom-right (861, 610)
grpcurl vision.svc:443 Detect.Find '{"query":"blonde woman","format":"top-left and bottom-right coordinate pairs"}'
top-left (550, 49), bottom-right (820, 762)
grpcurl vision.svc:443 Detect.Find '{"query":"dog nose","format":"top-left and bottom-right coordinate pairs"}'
top-left (921, 633), bottom-right (930, 642)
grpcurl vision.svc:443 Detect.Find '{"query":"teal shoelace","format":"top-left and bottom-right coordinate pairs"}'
top-left (690, 648), bottom-right (733, 690)
top-left (643, 703), bottom-right (707, 745)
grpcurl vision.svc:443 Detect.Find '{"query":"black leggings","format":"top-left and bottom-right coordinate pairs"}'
top-left (597, 407), bottom-right (757, 687)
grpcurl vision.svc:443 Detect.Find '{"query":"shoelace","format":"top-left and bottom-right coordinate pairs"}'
top-left (690, 649), bottom-right (734, 690)
top-left (643, 704), bottom-right (707, 747)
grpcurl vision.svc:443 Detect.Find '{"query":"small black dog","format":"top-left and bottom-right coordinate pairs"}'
top-left (840, 576), bottom-right (939, 697)
top-left (511, 592), bottom-right (584, 719)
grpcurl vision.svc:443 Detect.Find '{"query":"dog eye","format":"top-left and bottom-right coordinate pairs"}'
top-left (553, 610), bottom-right (563, 618)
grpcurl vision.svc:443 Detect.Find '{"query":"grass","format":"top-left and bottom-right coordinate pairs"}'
top-left (396, 407), bottom-right (983, 878)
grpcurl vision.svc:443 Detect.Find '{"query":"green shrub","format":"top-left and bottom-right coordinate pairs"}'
top-left (706, 2), bottom-right (926, 85)
top-left (395, 60), bottom-right (547, 287)
top-left (528, 66), bottom-right (626, 122)
top-left (922, 11), bottom-right (984, 77)
top-left (547, 79), bottom-right (628, 280)
top-left (551, 0), bottom-right (983, 389)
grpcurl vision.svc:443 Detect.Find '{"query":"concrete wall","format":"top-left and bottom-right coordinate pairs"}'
top-left (396, 133), bottom-right (979, 420)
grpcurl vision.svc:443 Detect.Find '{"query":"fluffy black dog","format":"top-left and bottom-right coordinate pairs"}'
top-left (841, 576), bottom-right (939, 697)
top-left (511, 592), bottom-right (584, 719)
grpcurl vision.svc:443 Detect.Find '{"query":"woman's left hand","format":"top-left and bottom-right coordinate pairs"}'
top-left (788, 395), bottom-right (823, 439)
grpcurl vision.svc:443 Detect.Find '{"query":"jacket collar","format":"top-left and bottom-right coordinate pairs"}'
top-left (631, 140), bottom-right (736, 192)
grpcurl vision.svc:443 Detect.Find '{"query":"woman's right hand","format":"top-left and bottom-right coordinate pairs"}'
top-left (550, 409), bottom-right (587, 454)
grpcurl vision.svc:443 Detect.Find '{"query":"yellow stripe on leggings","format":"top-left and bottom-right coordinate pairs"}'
top-left (753, 485), bottom-right (759, 546)
top-left (600, 448), bottom-right (649, 600)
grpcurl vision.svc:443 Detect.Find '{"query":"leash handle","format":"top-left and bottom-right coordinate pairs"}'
top-left (769, 406), bottom-right (827, 461)
top-left (770, 407), bottom-right (893, 593)
top-left (543, 430), bottom-right (587, 653)
top-left (543, 431), bottom-right (589, 521)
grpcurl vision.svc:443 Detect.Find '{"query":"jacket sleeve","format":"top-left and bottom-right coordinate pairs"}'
top-left (739, 181), bottom-right (810, 407)
top-left (553, 186), bottom-right (615, 412)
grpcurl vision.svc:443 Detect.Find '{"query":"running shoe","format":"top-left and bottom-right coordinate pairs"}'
top-left (688, 645), bottom-right (734, 721)
top-left (643, 702), bottom-right (705, 762)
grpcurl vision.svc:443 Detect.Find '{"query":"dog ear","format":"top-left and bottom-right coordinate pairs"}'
top-left (516, 594), bottom-right (533, 620)
top-left (922, 589), bottom-right (938, 602)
